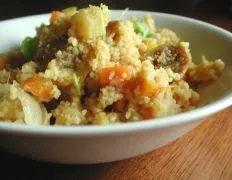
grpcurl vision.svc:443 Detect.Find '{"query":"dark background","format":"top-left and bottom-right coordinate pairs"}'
top-left (1, 0), bottom-right (232, 32)
top-left (1, 0), bottom-right (232, 20)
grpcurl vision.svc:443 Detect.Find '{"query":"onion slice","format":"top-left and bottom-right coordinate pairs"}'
top-left (10, 82), bottom-right (49, 125)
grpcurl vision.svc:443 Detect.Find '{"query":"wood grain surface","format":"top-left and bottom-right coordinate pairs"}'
top-left (1, 12), bottom-right (232, 180)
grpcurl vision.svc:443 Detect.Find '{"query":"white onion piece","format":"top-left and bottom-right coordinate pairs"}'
top-left (10, 82), bottom-right (49, 125)
top-left (41, 104), bottom-right (50, 125)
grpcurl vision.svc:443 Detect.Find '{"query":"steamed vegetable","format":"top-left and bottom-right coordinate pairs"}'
top-left (0, 83), bottom-right (49, 125)
top-left (73, 73), bottom-right (81, 95)
top-left (0, 57), bottom-right (6, 70)
top-left (20, 37), bottom-right (39, 59)
top-left (138, 105), bottom-right (155, 119)
top-left (137, 80), bottom-right (162, 97)
top-left (124, 77), bottom-right (162, 97)
top-left (41, 105), bottom-right (50, 125)
top-left (10, 82), bottom-right (49, 125)
top-left (118, 8), bottom-right (129, 20)
top-left (22, 76), bottom-right (54, 102)
top-left (50, 11), bottom-right (62, 24)
top-left (133, 21), bottom-right (154, 38)
top-left (70, 6), bottom-right (108, 40)
top-left (114, 98), bottom-right (126, 111)
top-left (99, 66), bottom-right (131, 85)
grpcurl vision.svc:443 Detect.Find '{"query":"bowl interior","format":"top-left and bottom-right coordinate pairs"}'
top-left (0, 10), bottom-right (231, 110)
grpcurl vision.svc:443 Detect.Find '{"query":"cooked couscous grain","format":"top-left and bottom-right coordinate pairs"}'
top-left (0, 4), bottom-right (225, 126)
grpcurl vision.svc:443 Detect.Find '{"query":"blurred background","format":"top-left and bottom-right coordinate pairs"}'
top-left (1, 0), bottom-right (232, 31)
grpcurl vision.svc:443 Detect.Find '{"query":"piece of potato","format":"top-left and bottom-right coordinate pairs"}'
top-left (70, 6), bottom-right (107, 40)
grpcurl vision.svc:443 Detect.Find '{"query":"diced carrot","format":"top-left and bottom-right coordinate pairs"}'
top-left (50, 11), bottom-right (62, 24)
top-left (138, 105), bottom-right (155, 119)
top-left (22, 76), bottom-right (54, 102)
top-left (123, 77), bottom-right (143, 92)
top-left (138, 80), bottom-right (162, 97)
top-left (99, 66), bottom-right (131, 85)
top-left (114, 98), bottom-right (126, 111)
top-left (0, 60), bottom-right (5, 70)
top-left (0, 55), bottom-right (7, 70)
top-left (124, 77), bottom-right (162, 97)
top-left (174, 93), bottom-right (191, 111)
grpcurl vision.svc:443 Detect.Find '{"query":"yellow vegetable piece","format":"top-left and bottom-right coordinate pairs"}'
top-left (22, 76), bottom-right (54, 102)
top-left (70, 6), bottom-right (107, 40)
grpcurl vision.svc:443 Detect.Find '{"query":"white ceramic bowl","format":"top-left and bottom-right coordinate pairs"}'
top-left (0, 10), bottom-right (232, 164)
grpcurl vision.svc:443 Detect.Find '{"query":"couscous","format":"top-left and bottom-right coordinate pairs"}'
top-left (0, 4), bottom-right (225, 126)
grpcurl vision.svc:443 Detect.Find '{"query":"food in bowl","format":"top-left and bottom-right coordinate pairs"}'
top-left (0, 4), bottom-right (225, 126)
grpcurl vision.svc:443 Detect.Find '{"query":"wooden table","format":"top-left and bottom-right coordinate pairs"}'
top-left (1, 12), bottom-right (232, 180)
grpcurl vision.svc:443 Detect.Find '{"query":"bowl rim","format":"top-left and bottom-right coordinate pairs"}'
top-left (0, 10), bottom-right (231, 136)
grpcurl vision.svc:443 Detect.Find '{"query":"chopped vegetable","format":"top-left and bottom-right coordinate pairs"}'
top-left (114, 98), bottom-right (126, 111)
top-left (99, 66), bottom-right (131, 85)
top-left (0, 61), bottom-right (5, 70)
top-left (118, 8), bottom-right (129, 20)
top-left (123, 77), bottom-right (143, 93)
top-left (138, 105), bottom-right (155, 119)
top-left (20, 37), bottom-right (39, 59)
top-left (73, 73), bottom-right (81, 95)
top-left (134, 21), bottom-right (148, 36)
top-left (10, 82), bottom-right (49, 125)
top-left (133, 20), bottom-right (155, 38)
top-left (71, 6), bottom-right (108, 40)
top-left (22, 76), bottom-right (54, 102)
top-left (137, 80), bottom-right (162, 97)
top-left (124, 77), bottom-right (162, 97)
top-left (0, 56), bottom-right (6, 70)
top-left (50, 11), bottom-right (62, 24)
top-left (146, 33), bottom-right (155, 38)
top-left (100, 9), bottom-right (106, 39)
